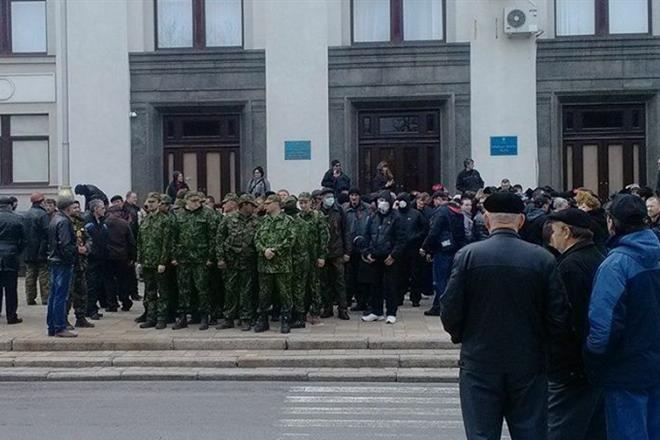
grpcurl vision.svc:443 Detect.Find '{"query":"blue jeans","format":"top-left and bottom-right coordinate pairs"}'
top-left (604, 385), bottom-right (660, 440)
top-left (47, 264), bottom-right (73, 335)
top-left (432, 253), bottom-right (454, 309)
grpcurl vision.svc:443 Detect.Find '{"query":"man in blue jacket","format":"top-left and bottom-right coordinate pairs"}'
top-left (585, 194), bottom-right (660, 440)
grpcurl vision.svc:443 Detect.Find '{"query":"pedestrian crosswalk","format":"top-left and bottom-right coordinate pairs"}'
top-left (276, 384), bottom-right (469, 440)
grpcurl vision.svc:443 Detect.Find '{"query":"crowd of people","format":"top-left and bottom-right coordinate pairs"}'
top-left (0, 157), bottom-right (658, 439)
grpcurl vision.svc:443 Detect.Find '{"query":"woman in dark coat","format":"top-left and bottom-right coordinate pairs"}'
top-left (166, 171), bottom-right (189, 201)
top-left (371, 161), bottom-right (395, 193)
top-left (246, 166), bottom-right (271, 198)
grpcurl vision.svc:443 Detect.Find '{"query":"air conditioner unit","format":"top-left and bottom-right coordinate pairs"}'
top-left (503, 7), bottom-right (538, 37)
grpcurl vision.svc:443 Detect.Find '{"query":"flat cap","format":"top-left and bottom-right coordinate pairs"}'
top-left (238, 194), bottom-right (258, 206)
top-left (607, 194), bottom-right (647, 226)
top-left (483, 191), bottom-right (525, 214)
top-left (548, 208), bottom-right (592, 229)
top-left (57, 197), bottom-right (75, 211)
top-left (319, 188), bottom-right (334, 196)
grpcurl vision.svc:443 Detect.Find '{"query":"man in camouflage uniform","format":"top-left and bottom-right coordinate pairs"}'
top-left (282, 196), bottom-right (307, 328)
top-left (216, 194), bottom-right (260, 331)
top-left (68, 201), bottom-right (94, 328)
top-left (207, 193), bottom-right (234, 325)
top-left (254, 194), bottom-right (295, 333)
top-left (171, 192), bottom-right (217, 330)
top-left (160, 195), bottom-right (178, 323)
top-left (297, 192), bottom-right (329, 325)
top-left (137, 192), bottom-right (172, 329)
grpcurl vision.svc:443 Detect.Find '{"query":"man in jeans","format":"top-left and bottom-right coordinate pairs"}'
top-left (47, 198), bottom-right (78, 337)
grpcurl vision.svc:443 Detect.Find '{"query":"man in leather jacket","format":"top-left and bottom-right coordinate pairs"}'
top-left (0, 196), bottom-right (25, 324)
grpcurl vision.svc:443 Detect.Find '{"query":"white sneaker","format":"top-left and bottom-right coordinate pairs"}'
top-left (361, 313), bottom-right (385, 322)
top-left (385, 315), bottom-right (397, 324)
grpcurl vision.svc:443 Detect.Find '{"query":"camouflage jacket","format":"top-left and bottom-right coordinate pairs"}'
top-left (71, 214), bottom-right (90, 272)
top-left (172, 205), bottom-right (217, 264)
top-left (137, 211), bottom-right (173, 268)
top-left (298, 210), bottom-right (329, 262)
top-left (254, 212), bottom-right (294, 274)
top-left (216, 212), bottom-right (260, 269)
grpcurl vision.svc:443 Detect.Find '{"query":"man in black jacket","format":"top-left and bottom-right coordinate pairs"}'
top-left (319, 188), bottom-right (350, 320)
top-left (84, 199), bottom-right (109, 319)
top-left (360, 191), bottom-right (405, 324)
top-left (74, 183), bottom-right (109, 211)
top-left (0, 196), bottom-right (25, 324)
top-left (23, 192), bottom-right (50, 305)
top-left (46, 198), bottom-right (78, 337)
top-left (546, 208), bottom-right (606, 440)
top-left (105, 205), bottom-right (136, 312)
top-left (321, 160), bottom-right (351, 196)
top-left (395, 192), bottom-right (428, 307)
top-left (342, 188), bottom-right (371, 311)
top-left (441, 192), bottom-right (572, 440)
top-left (455, 158), bottom-right (484, 194)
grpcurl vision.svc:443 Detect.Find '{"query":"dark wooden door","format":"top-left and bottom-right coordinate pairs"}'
top-left (163, 114), bottom-right (240, 201)
top-left (563, 105), bottom-right (646, 198)
top-left (358, 109), bottom-right (441, 193)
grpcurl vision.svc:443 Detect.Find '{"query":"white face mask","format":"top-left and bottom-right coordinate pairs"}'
top-left (377, 200), bottom-right (390, 214)
top-left (398, 201), bottom-right (407, 209)
top-left (324, 197), bottom-right (335, 208)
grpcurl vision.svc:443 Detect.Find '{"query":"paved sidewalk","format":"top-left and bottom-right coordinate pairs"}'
top-left (1, 278), bottom-right (452, 349)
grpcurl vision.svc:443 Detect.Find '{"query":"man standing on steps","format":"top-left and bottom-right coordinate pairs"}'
top-left (440, 191), bottom-right (572, 440)
top-left (23, 192), bottom-right (50, 306)
top-left (67, 201), bottom-right (95, 330)
top-left (0, 196), bottom-right (25, 325)
top-left (254, 194), bottom-right (295, 334)
top-left (216, 194), bottom-right (260, 331)
top-left (137, 193), bottom-right (172, 330)
top-left (319, 188), bottom-right (350, 320)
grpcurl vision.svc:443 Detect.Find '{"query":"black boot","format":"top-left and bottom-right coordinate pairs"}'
top-left (253, 314), bottom-right (269, 333)
top-left (240, 319), bottom-right (251, 331)
top-left (280, 313), bottom-right (290, 334)
top-left (189, 313), bottom-right (201, 325)
top-left (172, 314), bottom-right (188, 330)
top-left (155, 320), bottom-right (167, 330)
top-left (216, 319), bottom-right (234, 330)
top-left (289, 312), bottom-right (306, 329)
top-left (134, 311), bottom-right (147, 323)
top-left (320, 307), bottom-right (333, 318)
top-left (75, 317), bottom-right (95, 328)
top-left (199, 315), bottom-right (209, 331)
top-left (337, 309), bottom-right (350, 320)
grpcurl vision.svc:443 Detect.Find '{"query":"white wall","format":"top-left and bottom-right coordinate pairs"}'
top-left (66, 0), bottom-right (132, 199)
top-left (466, 0), bottom-right (539, 189)
top-left (264, 0), bottom-right (330, 194)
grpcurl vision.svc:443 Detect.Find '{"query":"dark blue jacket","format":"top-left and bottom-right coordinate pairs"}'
top-left (421, 204), bottom-right (466, 255)
top-left (585, 229), bottom-right (660, 389)
top-left (362, 211), bottom-right (405, 259)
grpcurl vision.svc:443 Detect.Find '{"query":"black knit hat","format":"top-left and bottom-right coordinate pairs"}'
top-left (607, 194), bottom-right (647, 226)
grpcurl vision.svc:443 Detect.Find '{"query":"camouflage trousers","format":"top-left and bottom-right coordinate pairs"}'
top-left (223, 266), bottom-right (256, 321)
top-left (143, 267), bottom-right (168, 323)
top-left (176, 264), bottom-right (209, 316)
top-left (291, 259), bottom-right (321, 317)
top-left (320, 257), bottom-right (348, 311)
top-left (67, 269), bottom-right (87, 319)
top-left (25, 262), bottom-right (49, 304)
top-left (258, 272), bottom-right (292, 316)
top-left (208, 266), bottom-right (224, 320)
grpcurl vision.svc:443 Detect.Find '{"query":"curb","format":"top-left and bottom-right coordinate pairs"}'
top-left (0, 367), bottom-right (459, 383)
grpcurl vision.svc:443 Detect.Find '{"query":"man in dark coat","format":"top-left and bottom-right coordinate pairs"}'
top-left (546, 208), bottom-right (606, 440)
top-left (394, 192), bottom-right (428, 307)
top-left (440, 192), bottom-right (572, 440)
top-left (74, 184), bottom-right (109, 211)
top-left (321, 160), bottom-right (351, 196)
top-left (455, 158), bottom-right (484, 194)
top-left (319, 188), bottom-right (350, 320)
top-left (105, 205), bottom-right (136, 312)
top-left (23, 192), bottom-right (50, 305)
top-left (0, 196), bottom-right (25, 324)
top-left (342, 188), bottom-right (371, 310)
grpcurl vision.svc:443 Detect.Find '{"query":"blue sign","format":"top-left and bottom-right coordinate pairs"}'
top-left (490, 136), bottom-right (518, 156)
top-left (284, 140), bottom-right (311, 160)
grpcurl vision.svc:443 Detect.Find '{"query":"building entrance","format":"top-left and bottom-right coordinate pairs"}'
top-left (562, 104), bottom-right (646, 199)
top-left (163, 114), bottom-right (241, 201)
top-left (357, 109), bottom-right (441, 194)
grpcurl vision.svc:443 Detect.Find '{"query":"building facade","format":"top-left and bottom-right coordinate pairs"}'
top-left (1, 0), bottom-right (658, 205)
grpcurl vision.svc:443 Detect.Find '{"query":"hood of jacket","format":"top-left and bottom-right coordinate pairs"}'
top-left (609, 229), bottom-right (660, 269)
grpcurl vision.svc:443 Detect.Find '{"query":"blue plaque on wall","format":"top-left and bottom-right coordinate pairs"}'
top-left (284, 140), bottom-right (312, 160)
top-left (490, 136), bottom-right (518, 156)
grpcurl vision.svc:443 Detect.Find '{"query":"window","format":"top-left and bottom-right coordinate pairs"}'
top-left (155, 0), bottom-right (243, 49)
top-left (0, 114), bottom-right (50, 185)
top-left (555, 0), bottom-right (650, 36)
top-left (353, 0), bottom-right (445, 43)
top-left (0, 0), bottom-right (47, 54)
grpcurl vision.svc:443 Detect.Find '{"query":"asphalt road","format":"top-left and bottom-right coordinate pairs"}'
top-left (0, 381), bottom-right (502, 440)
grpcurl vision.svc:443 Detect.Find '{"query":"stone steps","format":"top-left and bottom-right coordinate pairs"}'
top-left (0, 367), bottom-right (459, 383)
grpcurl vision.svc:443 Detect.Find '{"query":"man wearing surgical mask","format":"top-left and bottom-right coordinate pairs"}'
top-left (394, 193), bottom-right (428, 307)
top-left (319, 188), bottom-right (350, 320)
top-left (360, 191), bottom-right (406, 324)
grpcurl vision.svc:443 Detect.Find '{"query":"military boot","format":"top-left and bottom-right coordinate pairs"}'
top-left (253, 315), bottom-right (269, 333)
top-left (199, 315), bottom-right (209, 331)
top-left (189, 313), bottom-right (201, 325)
top-left (216, 319), bottom-right (234, 330)
top-left (337, 309), bottom-right (350, 320)
top-left (75, 317), bottom-right (95, 328)
top-left (289, 312), bottom-right (306, 329)
top-left (280, 313), bottom-right (291, 334)
top-left (240, 319), bottom-right (251, 331)
top-left (139, 321), bottom-right (156, 329)
top-left (155, 320), bottom-right (167, 330)
top-left (172, 314), bottom-right (188, 330)
top-left (134, 311), bottom-right (147, 323)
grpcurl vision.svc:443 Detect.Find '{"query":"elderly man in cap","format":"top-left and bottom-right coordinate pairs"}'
top-left (0, 196), bottom-right (25, 324)
top-left (253, 194), bottom-right (295, 333)
top-left (46, 197), bottom-right (79, 337)
top-left (546, 208), bottom-right (606, 440)
top-left (216, 194), bottom-right (260, 331)
top-left (23, 192), bottom-right (50, 305)
top-left (441, 191), bottom-right (572, 440)
top-left (585, 194), bottom-right (660, 440)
